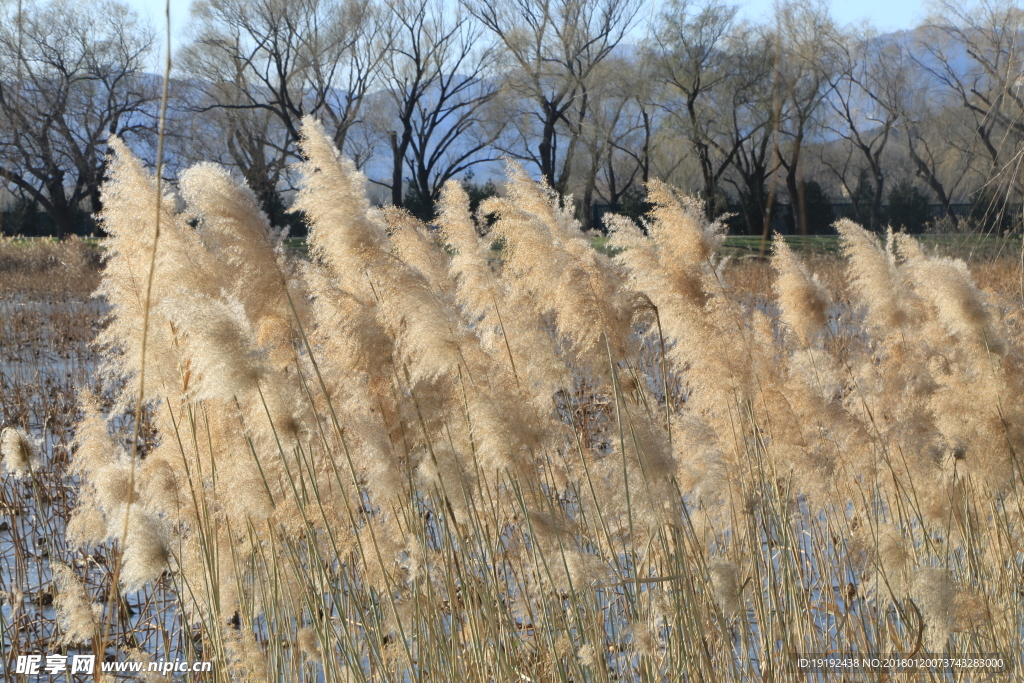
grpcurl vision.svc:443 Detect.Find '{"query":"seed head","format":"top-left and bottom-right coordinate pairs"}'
top-left (53, 562), bottom-right (99, 645)
top-left (1, 427), bottom-right (39, 477)
top-left (114, 506), bottom-right (170, 591)
top-left (297, 627), bottom-right (322, 663)
top-left (709, 561), bottom-right (742, 614)
top-left (912, 567), bottom-right (955, 651)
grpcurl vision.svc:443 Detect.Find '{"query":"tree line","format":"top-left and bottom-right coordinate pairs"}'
top-left (1, 0), bottom-right (1022, 238)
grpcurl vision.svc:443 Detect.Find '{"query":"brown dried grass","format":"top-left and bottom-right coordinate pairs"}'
top-left (0, 237), bottom-right (102, 298)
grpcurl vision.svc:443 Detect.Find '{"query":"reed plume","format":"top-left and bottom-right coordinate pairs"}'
top-left (59, 128), bottom-right (1024, 682)
top-left (0, 426), bottom-right (38, 477)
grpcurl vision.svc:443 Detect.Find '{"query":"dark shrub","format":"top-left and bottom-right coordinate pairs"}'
top-left (887, 179), bottom-right (930, 234)
top-left (799, 180), bottom-right (834, 234)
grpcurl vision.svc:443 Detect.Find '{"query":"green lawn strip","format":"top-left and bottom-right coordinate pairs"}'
top-left (721, 233), bottom-right (1022, 259)
top-left (722, 235), bottom-right (839, 256)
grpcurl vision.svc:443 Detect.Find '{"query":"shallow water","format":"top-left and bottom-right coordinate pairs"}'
top-left (0, 295), bottom-right (118, 674)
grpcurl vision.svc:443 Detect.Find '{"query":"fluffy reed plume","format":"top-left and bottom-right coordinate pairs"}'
top-left (709, 561), bottom-right (742, 615)
top-left (63, 128), bottom-right (1024, 682)
top-left (52, 562), bottom-right (100, 645)
top-left (224, 628), bottom-right (270, 682)
top-left (178, 163), bottom-right (302, 368)
top-left (0, 426), bottom-right (38, 477)
top-left (297, 627), bottom-right (322, 663)
top-left (836, 219), bottom-right (912, 332)
top-left (875, 524), bottom-right (912, 595)
top-left (95, 138), bottom-right (218, 409)
top-left (435, 181), bottom-right (497, 316)
top-left (115, 505), bottom-right (170, 591)
top-left (436, 179), bottom-right (563, 410)
top-left (912, 567), bottom-right (956, 651)
top-left (772, 236), bottom-right (830, 345)
top-left (160, 293), bottom-right (268, 400)
top-left (905, 249), bottom-right (1001, 352)
top-left (482, 161), bottom-right (638, 368)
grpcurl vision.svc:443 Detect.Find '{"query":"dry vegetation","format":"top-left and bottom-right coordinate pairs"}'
top-left (0, 237), bottom-right (102, 298)
top-left (3, 121), bottom-right (1024, 682)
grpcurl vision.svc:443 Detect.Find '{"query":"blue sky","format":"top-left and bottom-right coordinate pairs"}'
top-left (127, 0), bottom-right (930, 60)
top-left (734, 0), bottom-right (929, 32)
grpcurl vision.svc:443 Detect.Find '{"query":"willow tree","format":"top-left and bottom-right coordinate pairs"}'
top-left (0, 0), bottom-right (155, 237)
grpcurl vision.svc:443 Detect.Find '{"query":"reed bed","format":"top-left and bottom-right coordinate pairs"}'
top-left (3, 120), bottom-right (1024, 682)
top-left (0, 237), bottom-right (102, 299)
top-left (0, 239), bottom-right (154, 681)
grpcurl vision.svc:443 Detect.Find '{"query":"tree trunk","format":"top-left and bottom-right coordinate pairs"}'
top-left (46, 175), bottom-right (73, 239)
top-left (390, 130), bottom-right (411, 208)
top-left (538, 104), bottom-right (559, 190)
top-left (871, 170), bottom-right (884, 232)
top-left (640, 110), bottom-right (651, 185)
top-left (907, 141), bottom-right (952, 219)
top-left (785, 137), bottom-right (806, 235)
top-left (580, 158), bottom-right (599, 231)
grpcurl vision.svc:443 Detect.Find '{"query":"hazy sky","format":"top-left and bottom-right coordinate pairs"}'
top-left (127, 0), bottom-right (931, 60)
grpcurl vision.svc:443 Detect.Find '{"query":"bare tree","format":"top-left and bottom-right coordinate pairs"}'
top-left (0, 0), bottom-right (155, 237)
top-left (896, 60), bottom-right (973, 219)
top-left (567, 54), bottom-right (635, 227)
top-left (462, 0), bottom-right (642, 196)
top-left (590, 53), bottom-right (662, 214)
top-left (172, 52), bottom-right (293, 223)
top-left (822, 25), bottom-right (907, 231)
top-left (722, 27), bottom-right (777, 235)
top-left (655, 0), bottom-right (745, 219)
top-left (180, 0), bottom-right (382, 215)
top-left (774, 0), bottom-right (835, 234)
top-left (916, 0), bottom-right (1024, 207)
top-left (377, 0), bottom-right (502, 212)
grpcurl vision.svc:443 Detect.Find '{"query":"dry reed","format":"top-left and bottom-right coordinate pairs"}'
top-left (3, 124), bottom-right (1024, 681)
